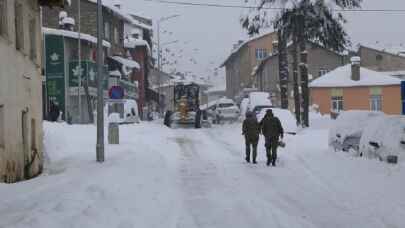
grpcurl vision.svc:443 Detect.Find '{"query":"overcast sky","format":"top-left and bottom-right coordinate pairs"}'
top-left (123, 0), bottom-right (405, 84)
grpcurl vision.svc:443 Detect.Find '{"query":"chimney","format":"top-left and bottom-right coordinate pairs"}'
top-left (272, 40), bottom-right (279, 54)
top-left (351, 56), bottom-right (361, 81)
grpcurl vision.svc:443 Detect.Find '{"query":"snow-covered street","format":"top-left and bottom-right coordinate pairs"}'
top-left (1, 118), bottom-right (405, 228)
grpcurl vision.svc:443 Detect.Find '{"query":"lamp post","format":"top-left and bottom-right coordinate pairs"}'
top-left (157, 14), bottom-right (180, 114)
top-left (96, 0), bottom-right (104, 162)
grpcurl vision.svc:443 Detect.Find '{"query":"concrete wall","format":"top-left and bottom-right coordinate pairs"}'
top-left (311, 85), bottom-right (401, 115)
top-left (359, 46), bottom-right (405, 72)
top-left (0, 0), bottom-right (43, 183)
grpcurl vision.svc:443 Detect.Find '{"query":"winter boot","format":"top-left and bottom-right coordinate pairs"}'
top-left (246, 157), bottom-right (250, 163)
top-left (266, 159), bottom-right (271, 166)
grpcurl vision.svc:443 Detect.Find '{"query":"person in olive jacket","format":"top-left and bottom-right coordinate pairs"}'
top-left (242, 111), bottom-right (260, 164)
top-left (260, 109), bottom-right (284, 166)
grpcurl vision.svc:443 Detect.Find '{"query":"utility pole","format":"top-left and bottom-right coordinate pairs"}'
top-left (157, 21), bottom-right (161, 113)
top-left (96, 0), bottom-right (104, 162)
top-left (78, 0), bottom-right (82, 123)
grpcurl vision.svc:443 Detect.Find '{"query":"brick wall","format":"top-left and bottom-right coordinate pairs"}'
top-left (311, 85), bottom-right (402, 115)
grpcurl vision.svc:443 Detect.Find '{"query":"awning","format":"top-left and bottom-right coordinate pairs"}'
top-left (111, 56), bottom-right (140, 70)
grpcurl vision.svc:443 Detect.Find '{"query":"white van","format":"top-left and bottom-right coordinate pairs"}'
top-left (106, 99), bottom-right (140, 124)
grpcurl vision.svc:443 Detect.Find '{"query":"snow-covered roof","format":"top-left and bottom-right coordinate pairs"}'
top-left (111, 56), bottom-right (140, 69)
top-left (360, 43), bottom-right (405, 58)
top-left (309, 64), bottom-right (402, 88)
top-left (87, 0), bottom-right (133, 22)
top-left (124, 38), bottom-right (151, 54)
top-left (43, 27), bottom-right (111, 48)
top-left (221, 30), bottom-right (276, 67)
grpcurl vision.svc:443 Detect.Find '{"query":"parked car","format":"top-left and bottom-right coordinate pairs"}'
top-left (211, 98), bottom-right (240, 123)
top-left (359, 115), bottom-right (405, 162)
top-left (234, 87), bottom-right (258, 106)
top-left (329, 111), bottom-right (383, 153)
top-left (247, 92), bottom-right (273, 116)
top-left (257, 108), bottom-right (298, 134)
top-left (106, 99), bottom-right (140, 124)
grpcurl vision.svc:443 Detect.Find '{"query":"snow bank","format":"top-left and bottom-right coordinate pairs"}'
top-left (360, 115), bottom-right (405, 161)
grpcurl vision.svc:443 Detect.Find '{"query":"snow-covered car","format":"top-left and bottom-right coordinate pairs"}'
top-left (329, 111), bottom-right (383, 153)
top-left (257, 108), bottom-right (298, 134)
top-left (247, 92), bottom-right (273, 116)
top-left (359, 115), bottom-right (405, 162)
top-left (212, 98), bottom-right (240, 123)
top-left (106, 99), bottom-right (140, 124)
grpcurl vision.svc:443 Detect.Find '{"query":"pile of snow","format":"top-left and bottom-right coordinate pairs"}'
top-left (240, 98), bottom-right (250, 118)
top-left (329, 110), bottom-right (384, 145)
top-left (309, 64), bottom-right (402, 88)
top-left (360, 115), bottom-right (405, 161)
top-left (257, 108), bottom-right (298, 134)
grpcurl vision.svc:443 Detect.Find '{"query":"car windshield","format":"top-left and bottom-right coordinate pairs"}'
top-left (218, 103), bottom-right (234, 108)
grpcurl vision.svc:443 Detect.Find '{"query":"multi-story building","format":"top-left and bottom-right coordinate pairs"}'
top-left (0, 0), bottom-right (66, 183)
top-left (254, 41), bottom-right (346, 110)
top-left (42, 0), bottom-right (147, 122)
top-left (124, 14), bottom-right (153, 118)
top-left (221, 31), bottom-right (278, 99)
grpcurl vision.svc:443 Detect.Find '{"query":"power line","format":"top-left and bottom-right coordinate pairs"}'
top-left (144, 0), bottom-right (405, 13)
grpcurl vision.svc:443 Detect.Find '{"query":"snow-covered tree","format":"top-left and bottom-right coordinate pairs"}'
top-left (241, 0), bottom-right (362, 127)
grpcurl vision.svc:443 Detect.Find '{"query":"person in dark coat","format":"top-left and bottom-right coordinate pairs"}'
top-left (242, 111), bottom-right (260, 164)
top-left (49, 101), bottom-right (60, 122)
top-left (260, 109), bottom-right (284, 166)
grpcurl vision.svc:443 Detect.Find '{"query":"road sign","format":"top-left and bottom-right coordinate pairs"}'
top-left (109, 86), bottom-right (124, 99)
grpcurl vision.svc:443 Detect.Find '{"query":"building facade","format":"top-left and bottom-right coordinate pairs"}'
top-left (42, 0), bottom-right (129, 56)
top-left (255, 42), bottom-right (346, 110)
top-left (359, 45), bottom-right (405, 72)
top-left (310, 57), bottom-right (402, 115)
top-left (221, 32), bottom-right (278, 99)
top-left (0, 0), bottom-right (65, 183)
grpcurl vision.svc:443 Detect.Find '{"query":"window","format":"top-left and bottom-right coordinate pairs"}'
top-left (331, 96), bottom-right (344, 112)
top-left (0, 105), bottom-right (4, 148)
top-left (0, 0), bottom-right (7, 37)
top-left (31, 119), bottom-right (36, 151)
top-left (29, 18), bottom-right (36, 61)
top-left (331, 88), bottom-right (344, 112)
top-left (376, 54), bottom-right (383, 61)
top-left (15, 2), bottom-right (24, 51)
top-left (370, 87), bottom-right (382, 111)
top-left (104, 21), bottom-right (110, 41)
top-left (319, 68), bottom-right (328, 77)
top-left (255, 48), bottom-right (267, 60)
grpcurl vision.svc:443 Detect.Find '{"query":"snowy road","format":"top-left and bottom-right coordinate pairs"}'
top-left (1, 119), bottom-right (405, 228)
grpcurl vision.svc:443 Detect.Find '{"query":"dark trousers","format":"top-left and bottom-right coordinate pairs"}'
top-left (245, 139), bottom-right (258, 162)
top-left (265, 137), bottom-right (278, 165)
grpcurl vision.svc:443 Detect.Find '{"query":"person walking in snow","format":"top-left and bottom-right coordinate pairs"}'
top-left (242, 111), bottom-right (260, 164)
top-left (260, 109), bottom-right (284, 166)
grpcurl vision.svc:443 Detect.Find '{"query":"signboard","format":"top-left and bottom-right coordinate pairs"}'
top-left (45, 35), bottom-right (65, 119)
top-left (109, 86), bottom-right (125, 99)
top-left (69, 60), bottom-right (109, 91)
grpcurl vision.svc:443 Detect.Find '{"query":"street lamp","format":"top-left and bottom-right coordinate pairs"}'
top-left (157, 14), bottom-right (180, 114)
